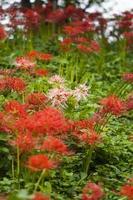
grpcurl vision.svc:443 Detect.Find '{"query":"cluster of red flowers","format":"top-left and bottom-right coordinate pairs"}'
top-left (14, 51), bottom-right (52, 77)
top-left (100, 95), bottom-right (124, 116)
top-left (41, 136), bottom-right (69, 155)
top-left (120, 178), bottom-right (133, 200)
top-left (33, 192), bottom-right (50, 200)
top-left (118, 12), bottom-right (133, 31)
top-left (0, 77), bottom-right (26, 92)
top-left (1, 3), bottom-right (85, 31)
top-left (61, 36), bottom-right (100, 54)
top-left (0, 97), bottom-right (71, 170)
top-left (70, 119), bottom-right (101, 145)
top-left (124, 95), bottom-right (133, 111)
top-left (122, 73), bottom-right (133, 83)
top-left (27, 50), bottom-right (53, 61)
top-left (27, 154), bottom-right (55, 171)
top-left (26, 92), bottom-right (48, 108)
top-left (82, 182), bottom-right (104, 200)
top-left (0, 26), bottom-right (7, 40)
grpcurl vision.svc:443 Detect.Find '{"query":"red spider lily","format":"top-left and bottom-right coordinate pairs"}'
top-left (33, 69), bottom-right (49, 77)
top-left (0, 113), bottom-right (18, 133)
top-left (41, 136), bottom-right (69, 155)
top-left (0, 26), bottom-right (7, 40)
top-left (46, 9), bottom-right (66, 24)
top-left (70, 119), bottom-right (101, 145)
top-left (27, 50), bottom-right (39, 59)
top-left (27, 154), bottom-right (55, 171)
top-left (7, 77), bottom-right (26, 92)
top-left (10, 132), bottom-right (35, 153)
top-left (82, 182), bottom-right (104, 200)
top-left (15, 107), bottom-right (68, 136)
top-left (26, 92), bottom-right (48, 106)
top-left (90, 41), bottom-right (100, 52)
top-left (31, 107), bottom-right (69, 135)
top-left (124, 32), bottom-right (133, 45)
top-left (64, 5), bottom-right (77, 17)
top-left (24, 9), bottom-right (41, 29)
top-left (77, 40), bottom-right (100, 53)
top-left (32, 192), bottom-right (50, 200)
top-left (120, 185), bottom-right (133, 200)
top-left (124, 95), bottom-right (133, 111)
top-left (63, 25), bottom-right (84, 36)
top-left (122, 73), bottom-right (133, 83)
top-left (60, 38), bottom-right (72, 51)
top-left (27, 51), bottom-right (53, 61)
top-left (77, 44), bottom-right (92, 53)
top-left (88, 12), bottom-right (102, 21)
top-left (71, 21), bottom-right (94, 33)
top-left (74, 37), bottom-right (89, 44)
top-left (70, 119), bottom-right (95, 133)
top-left (15, 56), bottom-right (36, 70)
top-left (37, 53), bottom-right (53, 61)
top-left (118, 12), bottom-right (133, 31)
top-left (4, 100), bottom-right (27, 117)
top-left (80, 131), bottom-right (101, 146)
top-left (100, 95), bottom-right (124, 116)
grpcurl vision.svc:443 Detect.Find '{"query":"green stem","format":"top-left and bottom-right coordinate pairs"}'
top-left (12, 157), bottom-right (15, 181)
top-left (83, 146), bottom-right (94, 177)
top-left (17, 147), bottom-right (20, 189)
top-left (34, 169), bottom-right (46, 192)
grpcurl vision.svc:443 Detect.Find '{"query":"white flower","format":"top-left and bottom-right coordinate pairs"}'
top-left (72, 84), bottom-right (89, 101)
top-left (48, 87), bottom-right (71, 107)
top-left (49, 75), bottom-right (65, 85)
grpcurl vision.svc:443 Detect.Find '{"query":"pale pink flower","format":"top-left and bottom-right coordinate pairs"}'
top-left (49, 75), bottom-right (65, 85)
top-left (72, 84), bottom-right (89, 101)
top-left (48, 87), bottom-right (71, 107)
top-left (15, 56), bottom-right (36, 70)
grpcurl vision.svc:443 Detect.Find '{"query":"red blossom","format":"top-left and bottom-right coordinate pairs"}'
top-left (15, 107), bottom-right (68, 136)
top-left (80, 131), bottom-right (101, 145)
top-left (11, 132), bottom-right (35, 152)
top-left (122, 73), bottom-right (133, 83)
top-left (120, 185), bottom-right (133, 200)
top-left (82, 182), bottom-right (104, 200)
top-left (124, 95), bottom-right (133, 111)
top-left (46, 9), bottom-right (66, 24)
top-left (33, 69), bottom-right (49, 77)
top-left (4, 100), bottom-right (27, 117)
top-left (63, 25), bottom-right (84, 36)
top-left (77, 44), bottom-right (92, 53)
top-left (37, 53), bottom-right (53, 61)
top-left (24, 9), bottom-right (41, 29)
top-left (41, 136), bottom-right (69, 155)
top-left (100, 95), bottom-right (124, 116)
top-left (32, 192), bottom-right (50, 200)
top-left (0, 26), bottom-right (7, 40)
top-left (26, 92), bottom-right (47, 106)
top-left (27, 154), bottom-right (55, 171)
top-left (7, 77), bottom-right (26, 92)
top-left (27, 50), bottom-right (52, 61)
top-left (60, 38), bottom-right (72, 51)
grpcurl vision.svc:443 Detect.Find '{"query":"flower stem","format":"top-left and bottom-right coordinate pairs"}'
top-left (34, 169), bottom-right (46, 192)
top-left (83, 146), bottom-right (94, 178)
top-left (17, 147), bottom-right (20, 189)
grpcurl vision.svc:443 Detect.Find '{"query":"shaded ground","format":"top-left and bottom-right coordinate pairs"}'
top-left (0, 194), bottom-right (7, 200)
